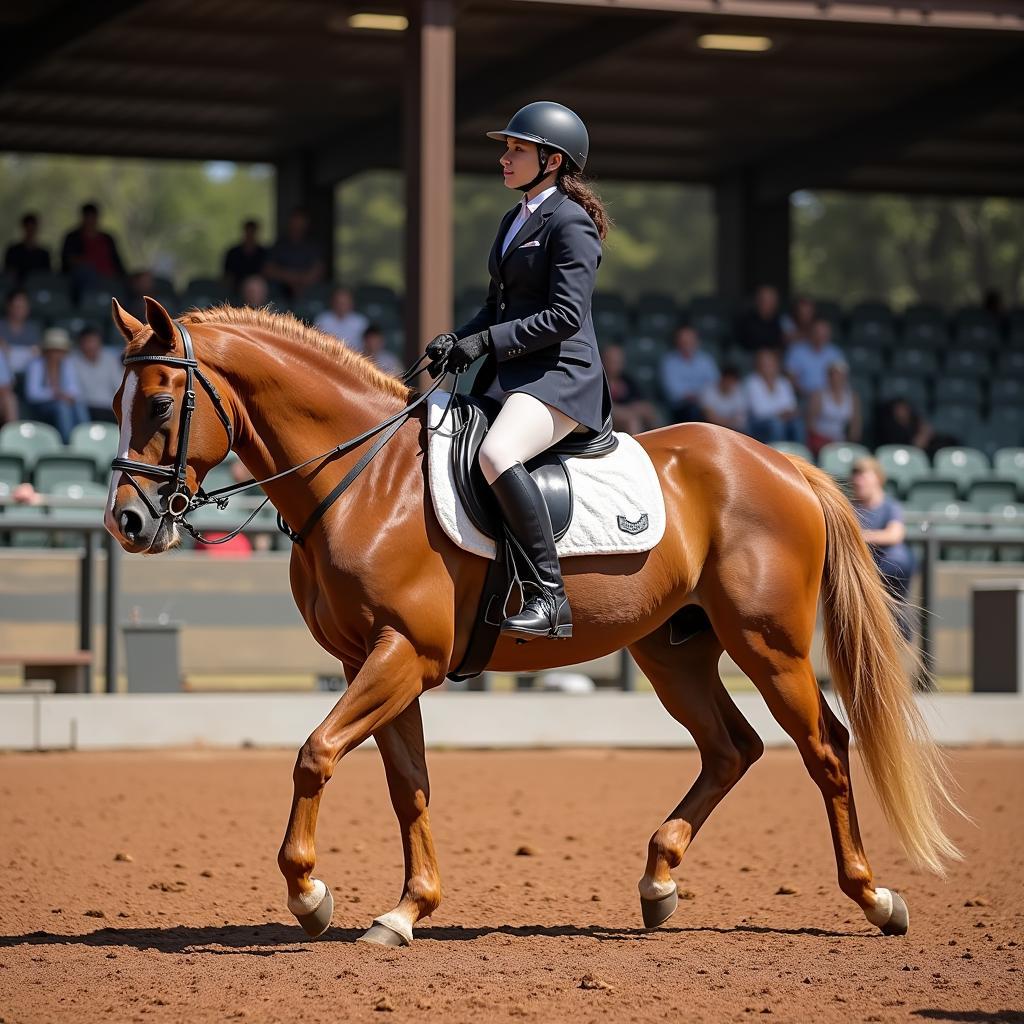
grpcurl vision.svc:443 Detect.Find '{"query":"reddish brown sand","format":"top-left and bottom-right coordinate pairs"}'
top-left (0, 747), bottom-right (1021, 1024)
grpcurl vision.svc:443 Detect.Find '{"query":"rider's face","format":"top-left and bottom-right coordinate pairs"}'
top-left (499, 138), bottom-right (558, 191)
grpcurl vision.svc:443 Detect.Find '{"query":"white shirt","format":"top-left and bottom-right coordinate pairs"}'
top-left (501, 185), bottom-right (558, 256)
top-left (315, 310), bottom-right (369, 350)
top-left (744, 372), bottom-right (797, 419)
top-left (69, 348), bottom-right (123, 409)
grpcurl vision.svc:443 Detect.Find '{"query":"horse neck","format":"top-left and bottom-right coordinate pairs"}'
top-left (201, 323), bottom-right (410, 517)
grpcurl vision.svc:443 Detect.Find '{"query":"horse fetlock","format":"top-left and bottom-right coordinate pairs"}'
top-left (406, 873), bottom-right (442, 917)
top-left (278, 840), bottom-right (316, 880)
top-left (648, 826), bottom-right (685, 872)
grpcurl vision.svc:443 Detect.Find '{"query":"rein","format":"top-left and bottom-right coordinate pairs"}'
top-left (111, 322), bottom-right (460, 546)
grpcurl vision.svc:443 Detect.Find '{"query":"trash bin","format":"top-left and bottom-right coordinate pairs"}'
top-left (122, 619), bottom-right (183, 692)
top-left (971, 581), bottom-right (1024, 693)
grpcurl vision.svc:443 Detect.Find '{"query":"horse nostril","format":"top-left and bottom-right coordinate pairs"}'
top-left (119, 508), bottom-right (144, 542)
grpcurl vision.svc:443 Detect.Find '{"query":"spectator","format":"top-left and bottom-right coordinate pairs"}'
top-left (68, 325), bottom-right (121, 423)
top-left (239, 274), bottom-right (270, 308)
top-left (784, 317), bottom-right (844, 398)
top-left (602, 343), bottom-right (659, 435)
top-left (223, 219), bottom-right (267, 292)
top-left (806, 360), bottom-right (861, 456)
top-left (700, 365), bottom-right (748, 433)
top-left (875, 397), bottom-right (933, 451)
top-left (264, 208), bottom-right (324, 300)
top-left (4, 212), bottom-right (51, 283)
top-left (744, 347), bottom-right (803, 444)
top-left (0, 344), bottom-right (16, 425)
top-left (659, 325), bottom-right (719, 422)
top-left (0, 288), bottom-right (42, 375)
top-left (361, 324), bottom-right (402, 377)
top-left (24, 328), bottom-right (88, 443)
top-left (735, 284), bottom-right (783, 352)
top-left (850, 456), bottom-right (915, 638)
top-left (781, 295), bottom-right (816, 346)
top-left (60, 202), bottom-right (126, 295)
top-left (315, 286), bottom-right (369, 350)
top-left (121, 269), bottom-right (156, 322)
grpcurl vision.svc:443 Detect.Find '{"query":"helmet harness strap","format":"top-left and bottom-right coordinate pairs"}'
top-left (517, 144), bottom-right (558, 193)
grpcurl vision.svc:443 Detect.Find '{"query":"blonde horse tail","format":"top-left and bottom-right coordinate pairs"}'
top-left (790, 457), bottom-right (963, 875)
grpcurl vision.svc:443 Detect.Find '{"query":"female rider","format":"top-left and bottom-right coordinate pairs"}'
top-left (426, 101), bottom-right (612, 641)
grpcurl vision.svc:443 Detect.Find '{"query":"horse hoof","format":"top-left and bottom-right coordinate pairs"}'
top-left (292, 883), bottom-right (334, 938)
top-left (880, 891), bottom-right (910, 936)
top-left (358, 922), bottom-right (411, 947)
top-left (640, 886), bottom-right (678, 929)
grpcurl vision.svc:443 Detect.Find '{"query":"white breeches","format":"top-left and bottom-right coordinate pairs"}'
top-left (478, 392), bottom-right (579, 485)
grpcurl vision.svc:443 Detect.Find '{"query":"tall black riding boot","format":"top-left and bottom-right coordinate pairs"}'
top-left (490, 463), bottom-right (573, 640)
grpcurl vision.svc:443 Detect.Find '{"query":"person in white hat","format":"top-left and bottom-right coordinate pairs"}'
top-left (24, 326), bottom-right (88, 443)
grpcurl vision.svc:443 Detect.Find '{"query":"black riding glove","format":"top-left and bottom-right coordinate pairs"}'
top-left (426, 332), bottom-right (457, 379)
top-left (447, 330), bottom-right (492, 372)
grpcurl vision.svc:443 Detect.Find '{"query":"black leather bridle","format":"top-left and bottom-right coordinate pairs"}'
top-left (110, 321), bottom-right (459, 546)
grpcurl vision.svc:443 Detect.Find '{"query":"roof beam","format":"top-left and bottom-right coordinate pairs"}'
top-left (0, 0), bottom-right (148, 90)
top-left (751, 45), bottom-right (1024, 198)
top-left (311, 10), bottom-right (676, 184)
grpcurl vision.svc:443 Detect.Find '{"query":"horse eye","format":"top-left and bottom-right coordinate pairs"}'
top-left (151, 396), bottom-right (173, 418)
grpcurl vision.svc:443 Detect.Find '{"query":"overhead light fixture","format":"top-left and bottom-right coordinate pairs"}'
top-left (347, 12), bottom-right (408, 31)
top-left (697, 33), bottom-right (772, 52)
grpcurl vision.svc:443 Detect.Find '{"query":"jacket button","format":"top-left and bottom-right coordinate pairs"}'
top-left (500, 302), bottom-right (506, 310)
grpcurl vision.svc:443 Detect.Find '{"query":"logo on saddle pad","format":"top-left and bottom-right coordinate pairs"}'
top-left (616, 513), bottom-right (649, 535)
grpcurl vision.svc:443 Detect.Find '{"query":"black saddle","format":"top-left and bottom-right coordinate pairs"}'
top-left (447, 394), bottom-right (618, 542)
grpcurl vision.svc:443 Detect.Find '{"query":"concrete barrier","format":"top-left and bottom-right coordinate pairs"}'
top-left (0, 691), bottom-right (1021, 751)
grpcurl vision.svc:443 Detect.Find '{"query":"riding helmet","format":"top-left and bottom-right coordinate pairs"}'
top-left (486, 101), bottom-right (589, 172)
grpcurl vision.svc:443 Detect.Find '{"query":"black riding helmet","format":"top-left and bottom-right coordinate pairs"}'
top-left (487, 101), bottom-right (589, 192)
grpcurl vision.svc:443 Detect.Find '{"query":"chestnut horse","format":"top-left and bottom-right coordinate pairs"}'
top-left (105, 297), bottom-right (960, 946)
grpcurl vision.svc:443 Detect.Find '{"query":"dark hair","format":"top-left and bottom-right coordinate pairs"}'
top-left (243, 218), bottom-right (259, 231)
top-left (77, 324), bottom-right (102, 341)
top-left (5, 288), bottom-right (28, 306)
top-left (81, 202), bottom-right (99, 217)
top-left (363, 322), bottom-right (383, 337)
top-left (557, 164), bottom-right (612, 241)
top-left (720, 364), bottom-right (740, 379)
top-left (21, 212), bottom-right (38, 227)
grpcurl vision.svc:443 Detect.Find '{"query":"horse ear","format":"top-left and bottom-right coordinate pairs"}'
top-left (143, 296), bottom-right (176, 348)
top-left (111, 298), bottom-right (144, 344)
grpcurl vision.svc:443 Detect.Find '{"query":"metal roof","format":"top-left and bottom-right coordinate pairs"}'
top-left (2, 0), bottom-right (1022, 196)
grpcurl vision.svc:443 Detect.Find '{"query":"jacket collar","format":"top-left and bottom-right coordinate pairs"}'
top-left (490, 189), bottom-right (568, 271)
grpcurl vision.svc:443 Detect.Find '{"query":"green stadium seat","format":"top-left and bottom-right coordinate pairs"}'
top-left (849, 301), bottom-right (893, 327)
top-left (69, 422), bottom-right (119, 478)
top-left (932, 404), bottom-right (980, 442)
top-left (930, 501), bottom-right (992, 562)
top-left (849, 372), bottom-right (875, 409)
top-left (934, 377), bottom-right (983, 408)
top-left (635, 292), bottom-right (680, 339)
top-left (843, 345), bottom-right (884, 375)
top-left (33, 454), bottom-right (98, 493)
top-left (79, 279), bottom-right (124, 319)
top-left (1007, 308), bottom-right (1024, 347)
top-left (592, 292), bottom-right (630, 341)
top-left (877, 375), bottom-right (929, 409)
top-left (813, 299), bottom-right (843, 331)
top-left (2, 503), bottom-right (49, 548)
top-left (969, 479), bottom-right (1019, 509)
top-left (888, 348), bottom-right (937, 376)
top-left (993, 448), bottom-right (1024, 489)
top-left (624, 335), bottom-right (666, 369)
top-left (932, 447), bottom-right (989, 495)
top-left (24, 272), bottom-right (73, 317)
top-left (0, 454), bottom-right (25, 488)
top-left (876, 444), bottom-right (929, 495)
top-left (770, 441), bottom-right (812, 462)
top-left (847, 320), bottom-right (895, 348)
top-left (0, 421), bottom-right (63, 472)
top-left (819, 441), bottom-right (870, 480)
top-left (989, 503), bottom-right (1024, 563)
top-left (991, 379), bottom-right (1024, 407)
top-left (954, 308), bottom-right (1001, 350)
top-left (905, 478), bottom-right (958, 510)
top-left (688, 295), bottom-right (731, 346)
top-left (944, 350), bottom-right (991, 378)
top-left (184, 277), bottom-right (232, 309)
top-left (902, 321), bottom-right (949, 349)
top-left (49, 482), bottom-right (107, 547)
top-left (997, 351), bottom-right (1024, 379)
top-left (630, 363), bottom-right (660, 401)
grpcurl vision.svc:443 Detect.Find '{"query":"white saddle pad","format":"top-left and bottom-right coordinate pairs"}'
top-left (426, 392), bottom-right (666, 560)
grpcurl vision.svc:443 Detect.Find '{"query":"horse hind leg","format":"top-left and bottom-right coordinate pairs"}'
top-left (629, 623), bottom-right (764, 929)
top-left (708, 583), bottom-right (908, 936)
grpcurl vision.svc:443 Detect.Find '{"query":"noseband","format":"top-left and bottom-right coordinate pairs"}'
top-left (111, 322), bottom-right (234, 524)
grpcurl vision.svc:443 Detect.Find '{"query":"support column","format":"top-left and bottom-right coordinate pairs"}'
top-left (403, 0), bottom-right (454, 364)
top-left (714, 168), bottom-right (791, 308)
top-left (275, 151), bottom-right (336, 281)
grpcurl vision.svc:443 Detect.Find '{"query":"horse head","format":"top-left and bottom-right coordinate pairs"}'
top-left (105, 296), bottom-right (234, 553)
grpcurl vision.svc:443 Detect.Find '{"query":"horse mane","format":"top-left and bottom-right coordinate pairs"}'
top-left (178, 305), bottom-right (411, 401)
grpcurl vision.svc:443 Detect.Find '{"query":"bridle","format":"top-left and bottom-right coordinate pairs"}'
top-left (110, 321), bottom-right (461, 546)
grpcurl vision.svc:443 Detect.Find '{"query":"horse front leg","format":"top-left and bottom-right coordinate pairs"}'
top-left (277, 628), bottom-right (429, 937)
top-left (358, 697), bottom-right (441, 946)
